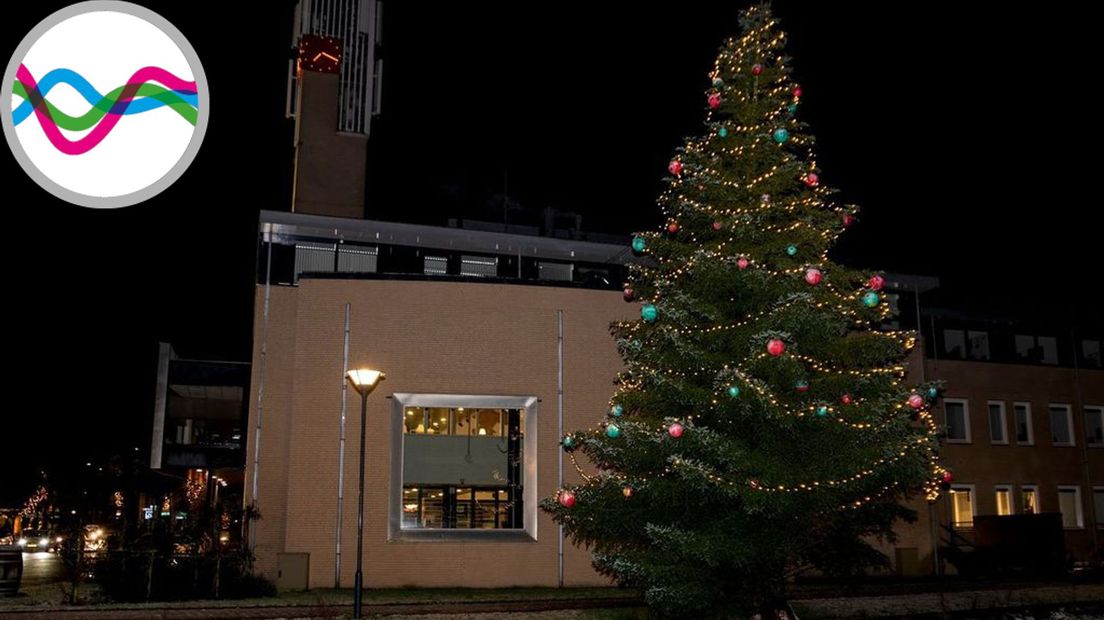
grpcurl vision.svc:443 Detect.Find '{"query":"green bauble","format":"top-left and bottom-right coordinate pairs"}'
top-left (561, 435), bottom-right (576, 451)
top-left (641, 304), bottom-right (658, 322)
top-left (610, 404), bottom-right (624, 417)
top-left (862, 291), bottom-right (880, 307)
top-left (727, 385), bottom-right (741, 398)
top-left (606, 424), bottom-right (622, 439)
top-left (712, 77), bottom-right (724, 88)
top-left (787, 103), bottom-right (798, 114)
top-left (718, 127), bottom-right (728, 138)
top-left (927, 386), bottom-right (939, 399)
top-left (772, 128), bottom-right (790, 143)
top-left (786, 244), bottom-right (798, 256)
top-left (631, 236), bottom-right (646, 253)
top-left (816, 405), bottom-right (829, 417)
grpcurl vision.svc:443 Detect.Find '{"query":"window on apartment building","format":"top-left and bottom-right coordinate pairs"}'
top-left (944, 400), bottom-right (970, 443)
top-left (943, 330), bottom-right (966, 358)
top-left (967, 331), bottom-right (990, 360)
top-left (1049, 404), bottom-right (1075, 446)
top-left (988, 402), bottom-right (1007, 444)
top-left (1085, 406), bottom-right (1104, 447)
top-left (392, 394), bottom-right (537, 541)
top-left (994, 486), bottom-right (1013, 516)
top-left (1015, 334), bottom-right (1059, 364)
top-left (950, 485), bottom-right (975, 528)
top-left (1014, 403), bottom-right (1034, 445)
top-left (423, 255), bottom-right (449, 275)
top-left (1057, 486), bottom-right (1084, 528)
top-left (1022, 485), bottom-right (1039, 514)
top-left (1095, 488), bottom-right (1104, 530)
top-left (1082, 340), bottom-right (1102, 367)
top-left (460, 255), bottom-right (498, 278)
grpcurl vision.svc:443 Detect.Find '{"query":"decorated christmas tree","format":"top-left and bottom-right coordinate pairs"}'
top-left (542, 5), bottom-right (946, 617)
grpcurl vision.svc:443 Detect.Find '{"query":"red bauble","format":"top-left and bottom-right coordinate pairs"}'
top-left (804, 268), bottom-right (822, 286)
top-left (767, 339), bottom-right (785, 357)
top-left (868, 275), bottom-right (885, 291)
top-left (842, 214), bottom-right (856, 228)
top-left (751, 63), bottom-right (763, 76)
top-left (667, 423), bottom-right (685, 438)
top-left (792, 85), bottom-right (803, 98)
top-left (708, 93), bottom-right (722, 109)
top-left (712, 221), bottom-right (722, 231)
top-left (942, 471), bottom-right (954, 484)
top-left (668, 160), bottom-right (683, 176)
top-left (623, 288), bottom-right (635, 302)
top-left (841, 393), bottom-right (853, 405)
top-left (737, 257), bottom-right (750, 270)
top-left (804, 173), bottom-right (819, 187)
top-left (558, 490), bottom-right (576, 508)
top-left (748, 479), bottom-right (760, 490)
top-left (908, 394), bottom-right (924, 409)
top-left (667, 221), bottom-right (680, 234)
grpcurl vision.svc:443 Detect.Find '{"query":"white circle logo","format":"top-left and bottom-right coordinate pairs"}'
top-left (1, 1), bottom-right (209, 208)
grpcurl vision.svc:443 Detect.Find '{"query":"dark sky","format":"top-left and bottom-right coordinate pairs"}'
top-left (2, 2), bottom-right (1098, 503)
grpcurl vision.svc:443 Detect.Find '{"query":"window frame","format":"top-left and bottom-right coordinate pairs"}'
top-left (1021, 484), bottom-right (1040, 514)
top-left (1057, 485), bottom-right (1084, 529)
top-left (1085, 406), bottom-right (1104, 448)
top-left (1093, 487), bottom-right (1104, 530)
top-left (943, 398), bottom-right (971, 444)
top-left (987, 400), bottom-right (1008, 445)
top-left (950, 484), bottom-right (976, 529)
top-left (1014, 402), bottom-right (1034, 446)
top-left (389, 393), bottom-right (538, 542)
top-left (1049, 403), bottom-right (1075, 447)
top-left (994, 484), bottom-right (1013, 516)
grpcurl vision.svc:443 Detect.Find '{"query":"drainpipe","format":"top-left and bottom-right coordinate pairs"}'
top-left (336, 303), bottom-right (351, 587)
top-left (249, 226), bottom-right (274, 551)
top-left (557, 309), bottom-right (565, 588)
top-left (1070, 326), bottom-right (1097, 550)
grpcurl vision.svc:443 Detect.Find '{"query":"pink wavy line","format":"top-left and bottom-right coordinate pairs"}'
top-left (16, 64), bottom-right (197, 155)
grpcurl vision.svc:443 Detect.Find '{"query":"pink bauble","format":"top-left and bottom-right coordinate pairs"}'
top-left (668, 160), bottom-right (683, 176)
top-left (712, 221), bottom-right (722, 231)
top-left (804, 268), bottom-right (822, 286)
top-left (804, 173), bottom-right (819, 187)
top-left (842, 214), bottom-right (856, 228)
top-left (767, 339), bottom-right (785, 357)
top-left (737, 257), bottom-right (750, 270)
top-left (623, 288), bottom-right (635, 302)
top-left (751, 64), bottom-right (763, 76)
top-left (841, 393), bottom-right (853, 405)
top-left (667, 423), bottom-right (684, 438)
top-left (708, 93), bottom-right (722, 109)
top-left (667, 221), bottom-right (680, 234)
top-left (793, 86), bottom-right (803, 98)
top-left (908, 394), bottom-right (924, 409)
top-left (868, 275), bottom-right (885, 291)
top-left (558, 490), bottom-right (576, 508)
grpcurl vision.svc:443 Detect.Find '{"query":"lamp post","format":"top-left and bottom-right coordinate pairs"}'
top-left (345, 368), bottom-right (385, 619)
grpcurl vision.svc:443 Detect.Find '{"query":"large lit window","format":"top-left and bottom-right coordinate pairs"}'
top-left (994, 485), bottom-right (1013, 516)
top-left (1014, 403), bottom-right (1033, 445)
top-left (1085, 406), bottom-right (1103, 447)
top-left (1049, 404), bottom-right (1074, 446)
top-left (950, 485), bottom-right (975, 528)
top-left (944, 399), bottom-right (970, 443)
top-left (390, 394), bottom-right (537, 541)
top-left (1057, 486), bottom-right (1083, 529)
top-left (988, 401), bottom-right (1007, 445)
top-left (1021, 485), bottom-right (1039, 514)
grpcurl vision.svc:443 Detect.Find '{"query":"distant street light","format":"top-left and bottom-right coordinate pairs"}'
top-left (345, 368), bottom-right (385, 619)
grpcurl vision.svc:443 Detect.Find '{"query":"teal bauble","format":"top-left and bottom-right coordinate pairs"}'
top-left (727, 385), bottom-right (741, 398)
top-left (631, 236), bottom-right (646, 253)
top-left (561, 435), bottom-right (576, 451)
top-left (712, 77), bottom-right (724, 88)
top-left (610, 404), bottom-right (624, 417)
top-left (816, 405), bottom-right (829, 417)
top-left (641, 304), bottom-right (658, 322)
top-left (927, 386), bottom-right (939, 398)
top-left (606, 424), bottom-right (622, 439)
top-left (787, 103), bottom-right (798, 114)
top-left (862, 291), bottom-right (880, 307)
top-left (772, 128), bottom-right (790, 143)
top-left (718, 127), bottom-right (728, 138)
top-left (786, 244), bottom-right (798, 256)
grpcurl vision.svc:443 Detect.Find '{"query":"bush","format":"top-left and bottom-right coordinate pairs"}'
top-left (95, 550), bottom-right (276, 602)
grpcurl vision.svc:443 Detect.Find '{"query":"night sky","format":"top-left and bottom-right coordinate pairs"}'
top-left (2, 2), bottom-right (1098, 504)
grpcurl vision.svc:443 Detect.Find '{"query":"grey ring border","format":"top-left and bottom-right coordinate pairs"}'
top-left (1, 1), bottom-right (210, 209)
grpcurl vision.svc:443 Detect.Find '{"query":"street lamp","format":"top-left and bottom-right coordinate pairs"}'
top-left (345, 368), bottom-right (385, 619)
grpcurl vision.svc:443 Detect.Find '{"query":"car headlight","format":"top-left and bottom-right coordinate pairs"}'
top-left (17, 538), bottom-right (27, 546)
top-left (40, 538), bottom-right (49, 546)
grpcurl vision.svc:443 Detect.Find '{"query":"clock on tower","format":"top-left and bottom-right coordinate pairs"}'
top-left (298, 34), bottom-right (342, 74)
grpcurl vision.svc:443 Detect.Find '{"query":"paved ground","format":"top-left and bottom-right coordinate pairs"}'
top-left (16, 553), bottom-right (64, 588)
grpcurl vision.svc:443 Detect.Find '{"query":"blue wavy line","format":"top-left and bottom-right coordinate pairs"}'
top-left (11, 68), bottom-right (198, 124)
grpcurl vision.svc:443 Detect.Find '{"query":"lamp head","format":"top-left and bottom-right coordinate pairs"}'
top-left (346, 368), bottom-right (385, 395)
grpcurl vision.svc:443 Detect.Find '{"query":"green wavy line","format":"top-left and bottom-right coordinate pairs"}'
top-left (11, 81), bottom-right (197, 130)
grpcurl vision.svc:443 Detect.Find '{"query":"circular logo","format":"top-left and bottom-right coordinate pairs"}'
top-left (2, 1), bottom-right (208, 208)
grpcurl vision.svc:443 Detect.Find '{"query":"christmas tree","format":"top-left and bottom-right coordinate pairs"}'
top-left (542, 5), bottom-right (946, 617)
